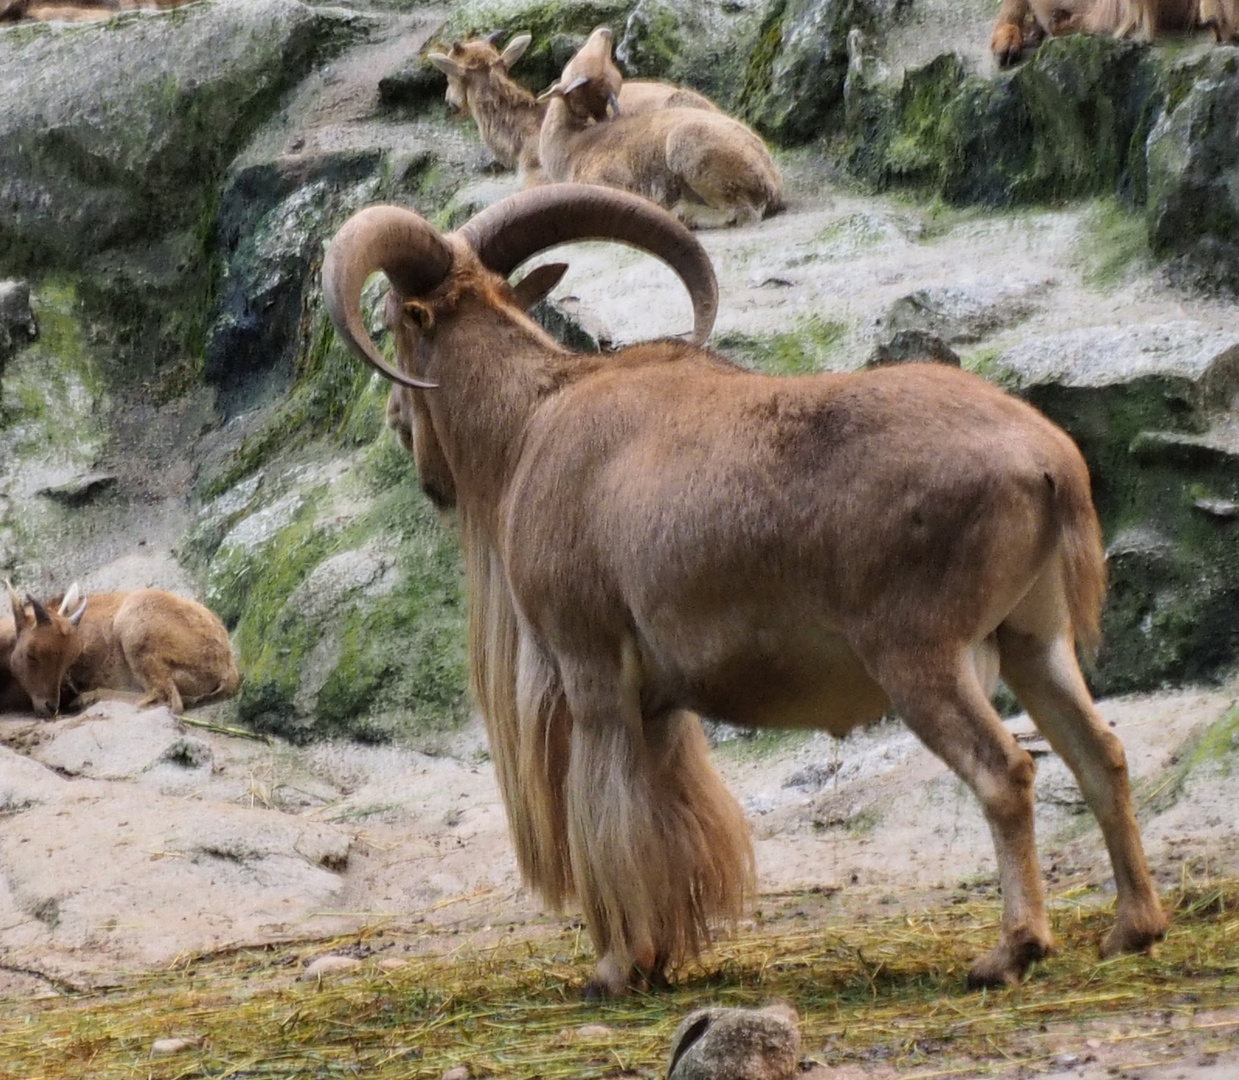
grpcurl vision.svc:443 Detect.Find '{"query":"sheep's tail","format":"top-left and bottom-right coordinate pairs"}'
top-left (1055, 457), bottom-right (1106, 664)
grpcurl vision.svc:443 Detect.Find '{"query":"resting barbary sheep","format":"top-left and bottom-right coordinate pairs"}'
top-left (0, 0), bottom-right (197, 22)
top-left (537, 31), bottom-right (782, 228)
top-left (428, 31), bottom-right (718, 185)
top-left (6, 582), bottom-right (240, 717)
top-left (991, 0), bottom-right (1238, 67)
top-left (324, 183), bottom-right (1166, 996)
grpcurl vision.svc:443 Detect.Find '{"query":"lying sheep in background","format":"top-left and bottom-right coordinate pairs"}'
top-left (6, 582), bottom-right (240, 717)
top-left (0, 0), bottom-right (197, 22)
top-left (538, 28), bottom-right (783, 228)
top-left (427, 31), bottom-right (717, 184)
top-left (991, 0), bottom-right (1238, 66)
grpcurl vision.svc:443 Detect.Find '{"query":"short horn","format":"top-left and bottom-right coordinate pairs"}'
top-left (321, 206), bottom-right (453, 389)
top-left (456, 184), bottom-right (718, 344)
top-left (29, 597), bottom-right (51, 626)
top-left (6, 579), bottom-right (24, 626)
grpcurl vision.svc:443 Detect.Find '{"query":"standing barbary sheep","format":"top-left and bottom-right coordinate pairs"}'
top-left (538, 30), bottom-right (783, 228)
top-left (428, 32), bottom-right (718, 185)
top-left (323, 183), bottom-right (1167, 996)
top-left (991, 0), bottom-right (1238, 66)
top-left (6, 582), bottom-right (240, 717)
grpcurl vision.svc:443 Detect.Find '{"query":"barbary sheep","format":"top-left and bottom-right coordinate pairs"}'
top-left (323, 183), bottom-right (1167, 997)
top-left (6, 582), bottom-right (240, 717)
top-left (0, 0), bottom-right (197, 22)
top-left (538, 30), bottom-right (783, 228)
top-left (991, 0), bottom-right (1238, 66)
top-left (427, 32), bottom-right (718, 184)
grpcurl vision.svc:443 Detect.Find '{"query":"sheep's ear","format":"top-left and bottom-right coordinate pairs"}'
top-left (499, 32), bottom-right (531, 68)
top-left (58, 582), bottom-right (81, 617)
top-left (427, 52), bottom-right (463, 78)
top-left (512, 263), bottom-right (568, 310)
top-left (537, 74), bottom-right (587, 102)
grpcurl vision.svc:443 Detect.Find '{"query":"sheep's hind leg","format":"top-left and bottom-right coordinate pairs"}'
top-left (131, 661), bottom-right (185, 714)
top-left (997, 628), bottom-right (1167, 957)
top-left (870, 645), bottom-right (1053, 987)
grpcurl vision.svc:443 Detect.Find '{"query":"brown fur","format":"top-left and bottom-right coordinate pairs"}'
top-left (1, 0), bottom-right (197, 22)
top-left (538, 33), bottom-right (782, 228)
top-left (327, 195), bottom-right (1166, 996)
top-left (0, 615), bottom-right (34, 712)
top-left (7, 585), bottom-right (239, 717)
top-left (427, 33), bottom-right (718, 184)
top-left (991, 0), bottom-right (1237, 65)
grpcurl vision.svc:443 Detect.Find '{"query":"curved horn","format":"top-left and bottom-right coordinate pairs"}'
top-left (58, 582), bottom-right (81, 617)
top-left (29, 597), bottom-right (51, 626)
top-left (456, 184), bottom-right (719, 344)
top-left (321, 206), bottom-right (453, 389)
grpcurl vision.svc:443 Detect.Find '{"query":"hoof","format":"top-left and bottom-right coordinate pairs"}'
top-left (991, 23), bottom-right (1024, 66)
top-left (966, 931), bottom-right (1052, 989)
top-left (1100, 910), bottom-right (1168, 959)
top-left (581, 979), bottom-right (611, 1002)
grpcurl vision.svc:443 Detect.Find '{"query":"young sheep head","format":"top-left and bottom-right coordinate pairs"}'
top-left (6, 581), bottom-right (86, 718)
top-left (427, 31), bottom-right (531, 117)
top-left (541, 26), bottom-right (624, 122)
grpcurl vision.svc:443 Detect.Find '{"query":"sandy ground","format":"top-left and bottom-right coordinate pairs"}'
top-left (1, 680), bottom-right (1236, 1076)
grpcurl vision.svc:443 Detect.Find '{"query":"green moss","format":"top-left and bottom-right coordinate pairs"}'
top-left (213, 425), bottom-right (470, 745)
top-left (615, 2), bottom-right (684, 81)
top-left (714, 727), bottom-right (814, 761)
top-left (203, 311), bottom-right (383, 498)
top-left (715, 316), bottom-right (848, 375)
top-left (1137, 704), bottom-right (1239, 814)
top-left (1076, 198), bottom-right (1152, 288)
top-left (736, 0), bottom-right (786, 120)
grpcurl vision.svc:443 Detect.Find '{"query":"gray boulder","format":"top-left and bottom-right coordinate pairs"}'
top-left (0, 0), bottom-right (365, 364)
top-left (1146, 51), bottom-right (1239, 294)
top-left (0, 281), bottom-right (37, 366)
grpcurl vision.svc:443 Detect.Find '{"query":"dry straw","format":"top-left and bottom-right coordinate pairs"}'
top-left (2, 880), bottom-right (1235, 1080)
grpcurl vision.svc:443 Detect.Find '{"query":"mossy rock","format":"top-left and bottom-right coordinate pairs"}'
top-left (0, 280), bottom-right (112, 574)
top-left (0, 0), bottom-right (368, 369)
top-left (850, 36), bottom-right (1162, 207)
top-left (1146, 49), bottom-right (1239, 292)
top-left (738, 0), bottom-right (887, 143)
top-left (203, 437), bottom-right (469, 745)
top-left (995, 323), bottom-right (1239, 692)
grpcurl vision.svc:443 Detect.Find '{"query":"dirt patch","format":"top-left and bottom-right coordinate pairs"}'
top-left (2, 682), bottom-right (1236, 1076)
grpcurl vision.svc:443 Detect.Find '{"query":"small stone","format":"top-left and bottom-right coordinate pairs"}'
top-left (299, 955), bottom-right (362, 981)
top-left (377, 957), bottom-right (408, 971)
top-left (442, 1066), bottom-right (471, 1080)
top-left (150, 1036), bottom-right (205, 1056)
top-left (575, 1024), bottom-right (614, 1039)
top-left (667, 1002), bottom-right (801, 1080)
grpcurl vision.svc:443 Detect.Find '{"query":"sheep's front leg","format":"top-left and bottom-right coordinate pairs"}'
top-left (560, 650), bottom-right (661, 996)
top-left (559, 639), bottom-right (753, 997)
